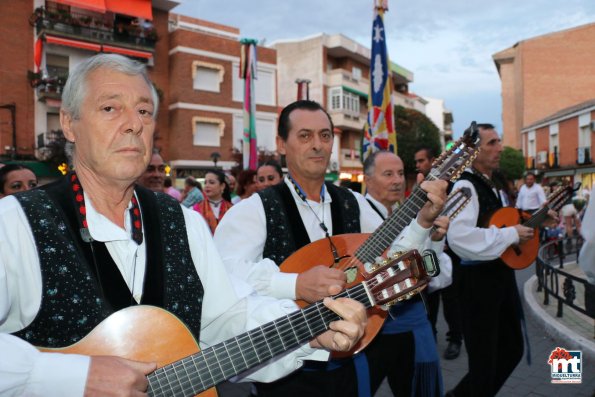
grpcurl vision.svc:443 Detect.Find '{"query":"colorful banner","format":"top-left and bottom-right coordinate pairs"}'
top-left (362, 0), bottom-right (397, 161)
top-left (239, 38), bottom-right (258, 170)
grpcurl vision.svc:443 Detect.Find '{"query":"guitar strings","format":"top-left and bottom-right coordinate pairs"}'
top-left (148, 266), bottom-right (423, 397)
top-left (148, 286), bottom-right (373, 396)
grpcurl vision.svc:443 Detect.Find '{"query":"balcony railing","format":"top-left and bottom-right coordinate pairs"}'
top-left (30, 6), bottom-right (156, 51)
top-left (27, 71), bottom-right (68, 102)
top-left (576, 147), bottom-right (592, 165)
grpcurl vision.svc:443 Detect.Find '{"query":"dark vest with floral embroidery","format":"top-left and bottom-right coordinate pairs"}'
top-left (258, 182), bottom-right (361, 266)
top-left (12, 177), bottom-right (204, 348)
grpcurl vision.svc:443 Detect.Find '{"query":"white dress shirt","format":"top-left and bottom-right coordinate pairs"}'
top-left (214, 178), bottom-right (431, 301)
top-left (447, 171), bottom-right (520, 261)
top-left (0, 192), bottom-right (324, 397)
top-left (579, 186), bottom-right (595, 284)
top-left (516, 183), bottom-right (546, 211)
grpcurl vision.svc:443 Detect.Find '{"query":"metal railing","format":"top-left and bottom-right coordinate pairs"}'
top-left (536, 236), bottom-right (595, 338)
top-left (30, 6), bottom-right (156, 51)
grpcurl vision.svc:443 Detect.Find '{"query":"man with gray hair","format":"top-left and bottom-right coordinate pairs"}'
top-left (0, 54), bottom-right (368, 396)
top-left (362, 150), bottom-right (447, 396)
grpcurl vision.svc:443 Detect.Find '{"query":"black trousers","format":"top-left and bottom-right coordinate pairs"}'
top-left (427, 252), bottom-right (463, 344)
top-left (364, 331), bottom-right (415, 396)
top-left (254, 359), bottom-right (358, 397)
top-left (451, 261), bottom-right (524, 397)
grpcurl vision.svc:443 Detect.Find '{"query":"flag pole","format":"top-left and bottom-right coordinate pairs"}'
top-left (239, 38), bottom-right (259, 170)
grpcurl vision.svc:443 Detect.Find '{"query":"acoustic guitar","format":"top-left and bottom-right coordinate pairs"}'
top-left (488, 182), bottom-right (579, 270)
top-left (40, 249), bottom-right (435, 397)
top-left (280, 122), bottom-right (480, 357)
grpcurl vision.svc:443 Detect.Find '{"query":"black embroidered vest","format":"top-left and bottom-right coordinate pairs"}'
top-left (258, 182), bottom-right (361, 266)
top-left (12, 178), bottom-right (204, 347)
top-left (459, 171), bottom-right (503, 227)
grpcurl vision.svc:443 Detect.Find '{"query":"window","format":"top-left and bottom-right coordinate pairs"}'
top-left (549, 124), bottom-right (559, 154)
top-left (193, 117), bottom-right (224, 147)
top-left (232, 63), bottom-right (276, 105)
top-left (232, 114), bottom-right (276, 151)
top-left (528, 130), bottom-right (536, 157)
top-left (327, 87), bottom-right (360, 116)
top-left (192, 61), bottom-right (224, 92)
top-left (329, 87), bottom-right (342, 111)
top-left (352, 66), bottom-right (362, 81)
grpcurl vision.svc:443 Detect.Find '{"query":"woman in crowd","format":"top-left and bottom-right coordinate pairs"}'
top-left (256, 160), bottom-right (283, 191)
top-left (232, 169), bottom-right (257, 204)
top-left (194, 169), bottom-right (233, 234)
top-left (0, 164), bottom-right (38, 198)
top-left (180, 176), bottom-right (204, 207)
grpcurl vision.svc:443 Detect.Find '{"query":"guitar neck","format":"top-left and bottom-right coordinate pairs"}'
top-left (355, 186), bottom-right (428, 264)
top-left (147, 284), bottom-right (372, 397)
top-left (523, 206), bottom-right (549, 228)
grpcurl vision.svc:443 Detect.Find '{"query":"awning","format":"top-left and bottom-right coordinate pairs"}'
top-left (105, 0), bottom-right (153, 20)
top-left (544, 169), bottom-right (575, 178)
top-left (51, 0), bottom-right (107, 13)
top-left (343, 85), bottom-right (368, 99)
top-left (45, 35), bottom-right (101, 52)
top-left (102, 45), bottom-right (152, 59)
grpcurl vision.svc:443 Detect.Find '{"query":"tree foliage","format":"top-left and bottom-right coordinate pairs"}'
top-left (394, 105), bottom-right (442, 175)
top-left (499, 146), bottom-right (525, 181)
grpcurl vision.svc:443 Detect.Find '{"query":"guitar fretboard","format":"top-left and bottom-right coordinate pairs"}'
top-left (147, 284), bottom-right (372, 397)
top-left (355, 183), bottom-right (430, 264)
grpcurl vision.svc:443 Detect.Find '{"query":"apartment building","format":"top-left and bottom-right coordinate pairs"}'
top-left (272, 33), bottom-right (426, 176)
top-left (167, 14), bottom-right (278, 176)
top-left (0, 0), bottom-right (277, 178)
top-left (493, 23), bottom-right (595, 150)
top-left (521, 99), bottom-right (595, 192)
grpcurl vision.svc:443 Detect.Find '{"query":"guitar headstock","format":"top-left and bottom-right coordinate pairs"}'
top-left (548, 182), bottom-right (581, 211)
top-left (364, 249), bottom-right (439, 307)
top-left (429, 121), bottom-right (481, 183)
top-left (443, 187), bottom-right (472, 220)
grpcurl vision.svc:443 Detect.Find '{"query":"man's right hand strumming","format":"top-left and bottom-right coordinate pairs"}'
top-left (296, 265), bottom-right (347, 303)
top-left (514, 224), bottom-right (535, 243)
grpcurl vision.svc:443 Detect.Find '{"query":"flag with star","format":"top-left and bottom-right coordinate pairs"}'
top-left (240, 38), bottom-right (259, 170)
top-left (363, 0), bottom-right (396, 161)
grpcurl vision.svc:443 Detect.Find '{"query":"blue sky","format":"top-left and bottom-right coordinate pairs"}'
top-left (174, 0), bottom-right (595, 138)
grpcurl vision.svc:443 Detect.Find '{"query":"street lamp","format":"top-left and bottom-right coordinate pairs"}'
top-left (210, 151), bottom-right (221, 168)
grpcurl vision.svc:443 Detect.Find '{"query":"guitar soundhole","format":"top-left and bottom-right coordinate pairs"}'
top-left (344, 267), bottom-right (358, 283)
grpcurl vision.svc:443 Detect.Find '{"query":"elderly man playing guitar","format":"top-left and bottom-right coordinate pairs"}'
top-left (0, 55), bottom-right (368, 396)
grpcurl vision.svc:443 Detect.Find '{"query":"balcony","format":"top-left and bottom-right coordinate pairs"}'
top-left (325, 69), bottom-right (369, 98)
top-left (577, 147), bottom-right (592, 165)
top-left (28, 71), bottom-right (68, 103)
top-left (30, 6), bottom-right (156, 54)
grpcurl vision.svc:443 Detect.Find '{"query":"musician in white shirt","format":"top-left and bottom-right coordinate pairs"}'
top-left (0, 55), bottom-right (367, 397)
top-left (446, 124), bottom-right (534, 397)
top-left (214, 100), bottom-right (447, 396)
top-left (515, 172), bottom-right (546, 213)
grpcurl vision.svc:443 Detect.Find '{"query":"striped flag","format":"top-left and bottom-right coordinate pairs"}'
top-left (362, 0), bottom-right (396, 161)
top-left (239, 38), bottom-right (258, 170)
